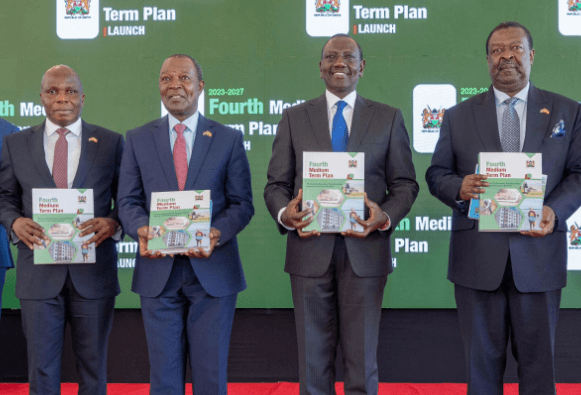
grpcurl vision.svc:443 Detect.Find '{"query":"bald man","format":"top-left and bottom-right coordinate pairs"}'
top-left (0, 65), bottom-right (124, 395)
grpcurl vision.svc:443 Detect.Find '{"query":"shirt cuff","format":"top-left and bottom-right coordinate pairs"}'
top-left (111, 224), bottom-right (123, 241)
top-left (10, 230), bottom-right (20, 244)
top-left (378, 212), bottom-right (391, 231)
top-left (278, 207), bottom-right (295, 231)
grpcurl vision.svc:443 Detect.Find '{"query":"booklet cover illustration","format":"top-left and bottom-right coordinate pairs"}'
top-left (32, 188), bottom-right (95, 264)
top-left (302, 152), bottom-right (365, 233)
top-left (478, 152), bottom-right (543, 232)
top-left (148, 190), bottom-right (211, 254)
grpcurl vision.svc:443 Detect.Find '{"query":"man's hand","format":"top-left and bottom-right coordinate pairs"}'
top-left (521, 206), bottom-right (555, 238)
top-left (137, 225), bottom-right (164, 259)
top-left (79, 218), bottom-right (118, 247)
top-left (12, 217), bottom-right (48, 250)
top-left (459, 174), bottom-right (489, 200)
top-left (281, 189), bottom-right (320, 238)
top-left (342, 193), bottom-right (388, 238)
top-left (184, 227), bottom-right (221, 258)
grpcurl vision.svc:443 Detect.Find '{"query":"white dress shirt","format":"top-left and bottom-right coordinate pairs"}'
top-left (44, 117), bottom-right (82, 189)
top-left (325, 89), bottom-right (357, 137)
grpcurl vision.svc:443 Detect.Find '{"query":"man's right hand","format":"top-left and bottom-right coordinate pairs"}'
top-left (281, 189), bottom-right (320, 238)
top-left (12, 217), bottom-right (48, 250)
top-left (137, 226), bottom-right (164, 258)
top-left (459, 174), bottom-right (489, 200)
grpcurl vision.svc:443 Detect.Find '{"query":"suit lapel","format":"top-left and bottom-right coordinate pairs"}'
top-left (72, 121), bottom-right (98, 188)
top-left (306, 95), bottom-right (333, 151)
top-left (472, 88), bottom-right (502, 152)
top-left (30, 123), bottom-right (56, 187)
top-left (347, 95), bottom-right (372, 151)
top-left (184, 115), bottom-right (213, 190)
top-left (152, 116), bottom-right (180, 191)
top-left (523, 83), bottom-right (552, 153)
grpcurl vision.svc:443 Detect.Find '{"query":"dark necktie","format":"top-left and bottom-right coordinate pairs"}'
top-left (501, 97), bottom-right (520, 152)
top-left (332, 101), bottom-right (349, 152)
top-left (173, 124), bottom-right (188, 191)
top-left (53, 128), bottom-right (70, 188)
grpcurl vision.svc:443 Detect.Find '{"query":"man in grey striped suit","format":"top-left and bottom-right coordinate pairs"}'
top-left (264, 34), bottom-right (418, 395)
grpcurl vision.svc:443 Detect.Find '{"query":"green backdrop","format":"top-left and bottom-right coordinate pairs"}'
top-left (1, 0), bottom-right (580, 309)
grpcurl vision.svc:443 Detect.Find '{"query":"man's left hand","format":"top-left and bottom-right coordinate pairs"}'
top-left (184, 227), bottom-right (221, 258)
top-left (342, 193), bottom-right (389, 238)
top-left (79, 218), bottom-right (119, 247)
top-left (521, 206), bottom-right (555, 238)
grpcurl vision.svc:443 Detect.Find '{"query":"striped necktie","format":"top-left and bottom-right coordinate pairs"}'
top-left (501, 97), bottom-right (520, 152)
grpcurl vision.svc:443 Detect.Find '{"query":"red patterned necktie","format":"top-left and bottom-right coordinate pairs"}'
top-left (53, 128), bottom-right (69, 188)
top-left (173, 124), bottom-right (188, 191)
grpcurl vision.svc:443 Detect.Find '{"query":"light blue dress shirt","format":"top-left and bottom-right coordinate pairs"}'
top-left (493, 82), bottom-right (530, 152)
top-left (168, 112), bottom-right (200, 165)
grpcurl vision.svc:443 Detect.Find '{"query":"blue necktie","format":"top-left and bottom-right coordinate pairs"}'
top-left (501, 97), bottom-right (520, 152)
top-left (332, 101), bottom-right (348, 152)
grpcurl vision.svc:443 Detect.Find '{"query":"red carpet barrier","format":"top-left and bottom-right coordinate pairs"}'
top-left (1, 383), bottom-right (580, 394)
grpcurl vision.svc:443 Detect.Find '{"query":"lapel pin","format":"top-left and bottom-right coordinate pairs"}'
top-left (540, 108), bottom-right (550, 115)
top-left (89, 137), bottom-right (98, 143)
top-left (203, 130), bottom-right (212, 137)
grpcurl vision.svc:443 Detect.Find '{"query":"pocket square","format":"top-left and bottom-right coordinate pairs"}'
top-left (551, 120), bottom-right (565, 138)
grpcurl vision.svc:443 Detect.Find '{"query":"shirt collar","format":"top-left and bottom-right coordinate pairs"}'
top-left (168, 111), bottom-right (200, 134)
top-left (493, 81), bottom-right (530, 106)
top-left (45, 117), bottom-right (82, 137)
top-left (325, 90), bottom-right (357, 111)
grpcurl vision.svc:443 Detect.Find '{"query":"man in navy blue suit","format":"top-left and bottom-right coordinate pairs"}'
top-left (0, 65), bottom-right (123, 395)
top-left (426, 22), bottom-right (581, 394)
top-left (118, 55), bottom-right (253, 395)
top-left (0, 117), bottom-right (19, 324)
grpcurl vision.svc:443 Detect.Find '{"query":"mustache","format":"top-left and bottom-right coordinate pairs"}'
top-left (498, 59), bottom-right (518, 70)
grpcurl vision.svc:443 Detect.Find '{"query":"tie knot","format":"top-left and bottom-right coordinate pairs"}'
top-left (503, 97), bottom-right (520, 108)
top-left (56, 128), bottom-right (69, 137)
top-left (336, 101), bottom-right (347, 113)
top-left (174, 123), bottom-right (186, 135)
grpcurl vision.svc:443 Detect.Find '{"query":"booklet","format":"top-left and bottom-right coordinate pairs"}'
top-left (467, 164), bottom-right (480, 220)
top-left (302, 152), bottom-right (365, 233)
top-left (148, 190), bottom-right (211, 254)
top-left (32, 188), bottom-right (96, 264)
top-left (478, 152), bottom-right (543, 232)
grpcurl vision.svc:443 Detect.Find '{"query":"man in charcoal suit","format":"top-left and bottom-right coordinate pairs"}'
top-left (264, 34), bottom-right (419, 395)
top-left (426, 22), bottom-right (581, 394)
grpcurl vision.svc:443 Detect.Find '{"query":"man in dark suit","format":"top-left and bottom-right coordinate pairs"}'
top-left (0, 117), bottom-right (19, 324)
top-left (117, 54), bottom-right (253, 395)
top-left (0, 65), bottom-right (123, 395)
top-left (426, 22), bottom-right (581, 395)
top-left (264, 35), bottom-right (418, 394)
